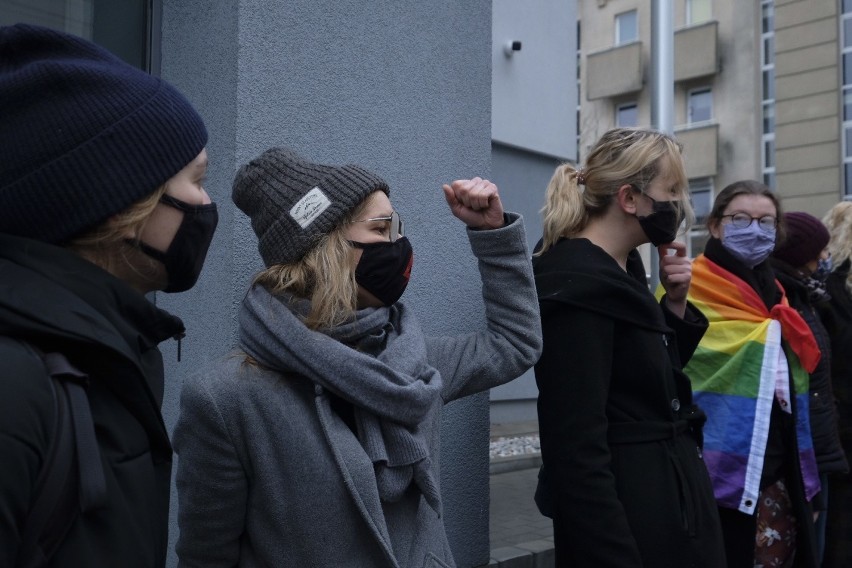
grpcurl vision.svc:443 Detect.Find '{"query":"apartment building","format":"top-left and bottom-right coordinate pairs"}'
top-left (579, 0), bottom-right (849, 254)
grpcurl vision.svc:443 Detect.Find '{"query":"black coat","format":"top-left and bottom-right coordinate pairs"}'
top-left (0, 234), bottom-right (183, 567)
top-left (772, 266), bottom-right (848, 478)
top-left (533, 238), bottom-right (725, 568)
top-left (822, 259), bottom-right (852, 567)
top-left (823, 260), bottom-right (852, 458)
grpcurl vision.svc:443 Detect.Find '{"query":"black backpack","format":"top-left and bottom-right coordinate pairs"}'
top-left (15, 346), bottom-right (107, 568)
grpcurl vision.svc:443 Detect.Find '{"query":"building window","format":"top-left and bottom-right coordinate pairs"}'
top-left (843, 0), bottom-right (852, 196)
top-left (0, 0), bottom-right (152, 71)
top-left (615, 10), bottom-right (638, 45)
top-left (687, 88), bottom-right (712, 124)
top-left (686, 0), bottom-right (712, 25)
top-left (762, 0), bottom-right (776, 189)
top-left (688, 177), bottom-right (713, 257)
top-left (616, 102), bottom-right (638, 127)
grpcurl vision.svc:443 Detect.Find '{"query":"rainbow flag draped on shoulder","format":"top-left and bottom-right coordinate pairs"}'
top-left (685, 254), bottom-right (821, 514)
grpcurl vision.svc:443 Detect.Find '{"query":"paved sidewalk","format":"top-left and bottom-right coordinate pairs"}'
top-left (485, 420), bottom-right (554, 567)
top-left (489, 466), bottom-right (552, 549)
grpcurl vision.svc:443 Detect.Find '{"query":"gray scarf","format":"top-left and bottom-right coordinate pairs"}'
top-left (239, 285), bottom-right (444, 512)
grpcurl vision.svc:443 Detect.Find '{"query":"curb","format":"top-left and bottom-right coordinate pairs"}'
top-left (489, 453), bottom-right (542, 475)
top-left (477, 539), bottom-right (556, 568)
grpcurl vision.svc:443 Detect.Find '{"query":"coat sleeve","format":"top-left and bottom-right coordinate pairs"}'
top-left (174, 372), bottom-right (247, 568)
top-left (535, 305), bottom-right (644, 568)
top-left (0, 340), bottom-right (54, 566)
top-left (425, 213), bottom-right (543, 403)
top-left (660, 294), bottom-right (708, 365)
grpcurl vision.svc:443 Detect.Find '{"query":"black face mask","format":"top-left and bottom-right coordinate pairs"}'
top-left (132, 194), bottom-right (219, 293)
top-left (634, 192), bottom-right (681, 247)
top-left (350, 236), bottom-right (413, 306)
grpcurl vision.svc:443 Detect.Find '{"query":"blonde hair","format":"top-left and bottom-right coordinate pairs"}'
top-left (538, 127), bottom-right (693, 254)
top-left (252, 204), bottom-right (366, 330)
top-left (65, 185), bottom-right (168, 275)
top-left (823, 201), bottom-right (852, 293)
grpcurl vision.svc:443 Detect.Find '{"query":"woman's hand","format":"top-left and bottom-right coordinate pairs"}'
top-left (442, 177), bottom-right (505, 230)
top-left (659, 241), bottom-right (691, 318)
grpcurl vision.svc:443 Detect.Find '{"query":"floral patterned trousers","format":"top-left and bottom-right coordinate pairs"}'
top-left (755, 478), bottom-right (798, 568)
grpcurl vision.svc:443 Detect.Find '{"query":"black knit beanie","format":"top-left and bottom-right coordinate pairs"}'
top-left (0, 23), bottom-right (208, 244)
top-left (773, 212), bottom-right (830, 268)
top-left (232, 147), bottom-right (390, 267)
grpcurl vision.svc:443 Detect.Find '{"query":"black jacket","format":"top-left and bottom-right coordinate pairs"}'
top-left (533, 238), bottom-right (725, 568)
top-left (772, 264), bottom-right (849, 478)
top-left (0, 234), bottom-right (184, 567)
top-left (823, 260), bottom-right (852, 456)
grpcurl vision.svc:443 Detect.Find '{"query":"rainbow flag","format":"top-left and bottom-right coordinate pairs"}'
top-left (685, 254), bottom-right (820, 514)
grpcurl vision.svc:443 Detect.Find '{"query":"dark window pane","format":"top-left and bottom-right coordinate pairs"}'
top-left (616, 10), bottom-right (638, 44)
top-left (846, 18), bottom-right (852, 48)
top-left (763, 69), bottom-right (775, 100)
top-left (845, 0), bottom-right (852, 15)
top-left (844, 90), bottom-right (852, 121)
top-left (617, 104), bottom-right (638, 127)
top-left (846, 163), bottom-right (852, 195)
top-left (0, 0), bottom-right (149, 70)
top-left (846, 127), bottom-right (852, 158)
top-left (690, 189), bottom-right (711, 224)
top-left (764, 138), bottom-right (775, 168)
top-left (845, 53), bottom-right (852, 85)
top-left (763, 103), bottom-right (775, 133)
top-left (688, 89), bottom-right (712, 123)
top-left (690, 232), bottom-right (710, 257)
top-left (762, 4), bottom-right (774, 33)
top-left (763, 172), bottom-right (776, 188)
top-left (763, 37), bottom-right (774, 66)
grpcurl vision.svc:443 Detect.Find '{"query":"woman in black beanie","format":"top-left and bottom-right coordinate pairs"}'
top-left (770, 211), bottom-right (849, 566)
top-left (0, 24), bottom-right (217, 567)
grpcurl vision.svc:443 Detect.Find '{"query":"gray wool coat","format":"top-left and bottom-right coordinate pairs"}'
top-left (173, 214), bottom-right (542, 568)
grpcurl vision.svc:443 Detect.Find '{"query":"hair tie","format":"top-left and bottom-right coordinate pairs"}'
top-left (576, 169), bottom-right (586, 185)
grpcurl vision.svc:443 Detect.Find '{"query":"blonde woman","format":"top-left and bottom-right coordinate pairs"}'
top-left (533, 127), bottom-right (725, 567)
top-left (821, 201), bottom-right (852, 568)
top-left (173, 147), bottom-right (542, 567)
top-left (0, 24), bottom-right (216, 567)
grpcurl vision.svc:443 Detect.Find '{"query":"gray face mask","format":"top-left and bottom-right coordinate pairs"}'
top-left (721, 223), bottom-right (776, 268)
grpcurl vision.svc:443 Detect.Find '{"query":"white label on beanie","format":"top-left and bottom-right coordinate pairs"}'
top-left (290, 187), bottom-right (331, 228)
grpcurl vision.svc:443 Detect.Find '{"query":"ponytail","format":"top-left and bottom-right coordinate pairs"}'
top-left (538, 164), bottom-right (587, 255)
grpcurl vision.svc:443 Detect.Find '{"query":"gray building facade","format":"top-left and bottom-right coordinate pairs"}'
top-left (3, 1), bottom-right (508, 566)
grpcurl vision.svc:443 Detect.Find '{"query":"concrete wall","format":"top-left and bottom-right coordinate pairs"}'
top-left (157, 1), bottom-right (495, 566)
top-left (774, 0), bottom-right (843, 215)
top-left (492, 0), bottom-right (577, 159)
top-left (489, 143), bottom-right (560, 424)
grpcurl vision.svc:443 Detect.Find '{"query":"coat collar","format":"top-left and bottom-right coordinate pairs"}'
top-left (533, 238), bottom-right (670, 333)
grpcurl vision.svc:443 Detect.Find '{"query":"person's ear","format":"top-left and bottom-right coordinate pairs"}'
top-left (615, 184), bottom-right (638, 215)
top-left (708, 218), bottom-right (722, 239)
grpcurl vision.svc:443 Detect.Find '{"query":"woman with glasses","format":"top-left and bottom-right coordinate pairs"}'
top-left (172, 147), bottom-right (542, 568)
top-left (533, 127), bottom-right (725, 567)
top-left (685, 181), bottom-right (822, 567)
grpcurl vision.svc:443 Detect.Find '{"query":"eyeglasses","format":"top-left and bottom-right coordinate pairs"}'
top-left (720, 213), bottom-right (777, 232)
top-left (349, 210), bottom-right (405, 242)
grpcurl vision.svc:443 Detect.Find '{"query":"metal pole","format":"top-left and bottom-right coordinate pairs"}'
top-left (649, 0), bottom-right (674, 289)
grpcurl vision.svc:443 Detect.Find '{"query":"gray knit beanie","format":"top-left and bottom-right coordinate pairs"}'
top-left (232, 147), bottom-right (390, 266)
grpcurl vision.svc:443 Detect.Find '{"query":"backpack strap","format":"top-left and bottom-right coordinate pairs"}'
top-left (16, 349), bottom-right (107, 568)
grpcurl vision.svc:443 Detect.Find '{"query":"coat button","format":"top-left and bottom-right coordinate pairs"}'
top-left (745, 499), bottom-right (753, 507)
top-left (671, 399), bottom-right (681, 411)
